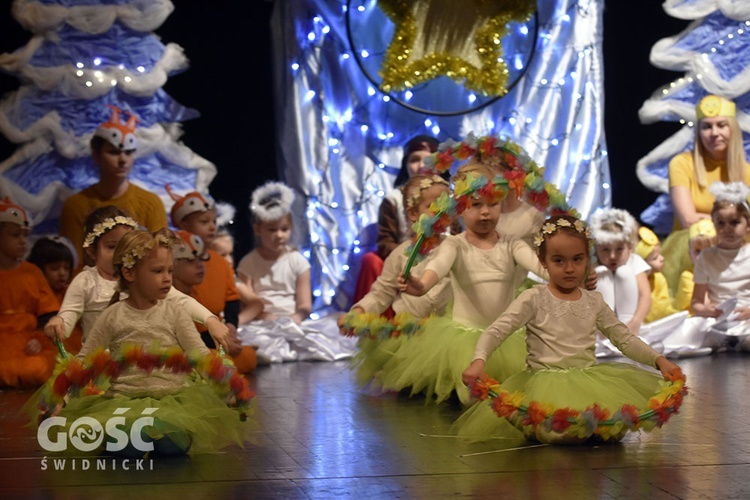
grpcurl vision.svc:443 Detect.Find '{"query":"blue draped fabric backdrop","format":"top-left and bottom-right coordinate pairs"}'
top-left (0, 0), bottom-right (215, 234)
top-left (271, 0), bottom-right (611, 314)
top-left (637, 1), bottom-right (750, 235)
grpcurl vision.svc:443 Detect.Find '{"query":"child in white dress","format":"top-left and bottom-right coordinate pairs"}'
top-left (663, 182), bottom-right (750, 354)
top-left (458, 215), bottom-right (685, 444)
top-left (383, 164), bottom-right (543, 404)
top-left (236, 181), bottom-right (357, 363)
top-left (590, 208), bottom-right (655, 355)
top-left (339, 174), bottom-right (454, 387)
top-left (44, 206), bottom-right (229, 350)
top-left (34, 229), bottom-right (253, 456)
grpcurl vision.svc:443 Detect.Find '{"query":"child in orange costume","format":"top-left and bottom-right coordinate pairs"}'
top-left (27, 235), bottom-right (83, 354)
top-left (168, 186), bottom-right (256, 373)
top-left (173, 230), bottom-right (257, 373)
top-left (0, 198), bottom-right (59, 386)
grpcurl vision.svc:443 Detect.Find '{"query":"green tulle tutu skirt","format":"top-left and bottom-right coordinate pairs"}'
top-left (350, 335), bottom-right (410, 388)
top-left (33, 381), bottom-right (255, 457)
top-left (453, 362), bottom-right (687, 444)
top-left (377, 316), bottom-right (527, 405)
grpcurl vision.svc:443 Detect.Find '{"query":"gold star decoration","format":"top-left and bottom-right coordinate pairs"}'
top-left (377, 0), bottom-right (536, 97)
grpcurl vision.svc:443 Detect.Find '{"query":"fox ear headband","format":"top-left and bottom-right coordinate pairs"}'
top-left (173, 230), bottom-right (208, 261)
top-left (250, 182), bottom-right (295, 222)
top-left (94, 105), bottom-right (139, 151)
top-left (0, 196), bottom-right (29, 227)
top-left (166, 184), bottom-right (215, 227)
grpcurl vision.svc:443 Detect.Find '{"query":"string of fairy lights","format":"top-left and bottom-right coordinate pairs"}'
top-left (278, 0), bottom-right (610, 313)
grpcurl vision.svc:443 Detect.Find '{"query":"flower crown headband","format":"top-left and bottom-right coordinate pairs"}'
top-left (402, 134), bottom-right (579, 279)
top-left (120, 235), bottom-right (172, 270)
top-left (83, 216), bottom-right (139, 248)
top-left (404, 175), bottom-right (449, 211)
top-left (533, 217), bottom-right (592, 249)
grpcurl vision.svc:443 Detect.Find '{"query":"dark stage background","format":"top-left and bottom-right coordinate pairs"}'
top-left (0, 1), bottom-right (687, 261)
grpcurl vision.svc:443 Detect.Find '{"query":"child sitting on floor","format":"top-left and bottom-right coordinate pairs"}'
top-left (0, 197), bottom-right (59, 386)
top-left (458, 215), bottom-right (684, 444)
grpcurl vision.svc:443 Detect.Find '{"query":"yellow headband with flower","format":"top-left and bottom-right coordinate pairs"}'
top-left (533, 217), bottom-right (592, 249)
top-left (635, 226), bottom-right (660, 260)
top-left (696, 95), bottom-right (735, 120)
top-left (120, 235), bottom-right (172, 269)
top-left (83, 216), bottom-right (139, 248)
top-left (688, 219), bottom-right (716, 240)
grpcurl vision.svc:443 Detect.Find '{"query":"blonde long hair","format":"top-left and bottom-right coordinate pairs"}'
top-left (693, 116), bottom-right (746, 188)
top-left (108, 227), bottom-right (177, 305)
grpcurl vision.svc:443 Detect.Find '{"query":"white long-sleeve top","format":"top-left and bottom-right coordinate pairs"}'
top-left (57, 266), bottom-right (215, 340)
top-left (474, 286), bottom-right (661, 370)
top-left (425, 233), bottom-right (547, 329)
top-left (354, 239), bottom-right (451, 317)
top-left (77, 299), bottom-right (210, 397)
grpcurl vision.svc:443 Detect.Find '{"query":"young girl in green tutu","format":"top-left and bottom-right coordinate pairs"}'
top-left (457, 214), bottom-right (685, 444)
top-left (34, 228), bottom-right (253, 457)
top-left (381, 163), bottom-right (547, 405)
top-left (339, 174), bottom-right (454, 387)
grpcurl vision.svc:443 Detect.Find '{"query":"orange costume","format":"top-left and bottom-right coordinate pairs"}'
top-left (0, 262), bottom-right (59, 386)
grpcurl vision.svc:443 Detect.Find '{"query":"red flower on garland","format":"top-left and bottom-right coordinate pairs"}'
top-left (65, 360), bottom-right (87, 385)
top-left (503, 169), bottom-right (525, 198)
top-left (523, 402), bottom-right (548, 426)
top-left (433, 213), bottom-right (451, 234)
top-left (455, 197), bottom-right (469, 215)
top-left (435, 150), bottom-right (456, 172)
top-left (492, 393), bottom-right (517, 419)
top-left (90, 350), bottom-right (111, 377)
top-left (456, 143), bottom-right (476, 161)
top-left (551, 408), bottom-right (579, 432)
top-left (503, 151), bottom-right (521, 170)
top-left (478, 137), bottom-right (497, 159)
top-left (124, 345), bottom-right (144, 366)
top-left (587, 403), bottom-right (610, 422)
top-left (164, 352), bottom-right (191, 373)
top-left (52, 373), bottom-right (71, 397)
top-left (619, 404), bottom-right (640, 426)
top-left (469, 375), bottom-right (496, 401)
top-left (528, 190), bottom-right (549, 211)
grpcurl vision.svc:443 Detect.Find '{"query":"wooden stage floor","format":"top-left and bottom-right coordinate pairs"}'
top-left (1, 352), bottom-right (749, 499)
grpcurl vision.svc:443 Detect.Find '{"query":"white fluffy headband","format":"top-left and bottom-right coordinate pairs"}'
top-left (709, 181), bottom-right (750, 211)
top-left (250, 181), bottom-right (295, 222)
top-left (589, 208), bottom-right (638, 246)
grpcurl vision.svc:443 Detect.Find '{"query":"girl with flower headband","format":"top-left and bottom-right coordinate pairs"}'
top-left (457, 215), bottom-right (685, 444)
top-left (380, 163), bottom-right (546, 405)
top-left (663, 182), bottom-right (750, 354)
top-left (34, 227), bottom-right (254, 456)
top-left (236, 181), bottom-right (357, 363)
top-left (339, 174), bottom-right (454, 387)
top-left (351, 135), bottom-right (442, 305)
top-left (45, 206), bottom-right (230, 351)
top-left (0, 197), bottom-right (60, 386)
top-left (60, 106), bottom-right (167, 265)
